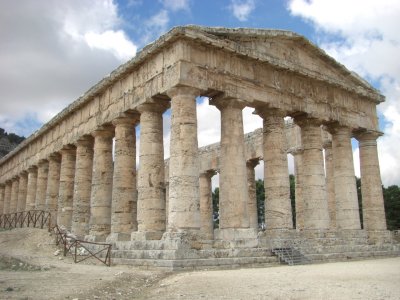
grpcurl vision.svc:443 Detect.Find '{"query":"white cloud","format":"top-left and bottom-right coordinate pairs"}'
top-left (288, 0), bottom-right (400, 186)
top-left (0, 0), bottom-right (137, 137)
top-left (229, 0), bottom-right (256, 21)
top-left (161, 0), bottom-right (190, 12)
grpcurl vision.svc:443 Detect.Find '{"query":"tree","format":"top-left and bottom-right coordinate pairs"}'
top-left (212, 187), bottom-right (219, 228)
top-left (256, 179), bottom-right (265, 225)
top-left (383, 185), bottom-right (400, 230)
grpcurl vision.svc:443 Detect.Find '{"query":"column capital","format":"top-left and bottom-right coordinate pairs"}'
top-left (137, 101), bottom-right (169, 114)
top-left (76, 135), bottom-right (94, 147)
top-left (60, 145), bottom-right (77, 156)
top-left (12, 175), bottom-right (20, 181)
top-left (166, 85), bottom-right (201, 99)
top-left (49, 152), bottom-right (61, 162)
top-left (19, 170), bottom-right (28, 177)
top-left (27, 165), bottom-right (38, 173)
top-left (91, 125), bottom-right (115, 138)
top-left (288, 146), bottom-right (304, 156)
top-left (246, 158), bottom-right (260, 169)
top-left (354, 130), bottom-right (383, 142)
top-left (38, 159), bottom-right (49, 167)
top-left (254, 106), bottom-right (286, 119)
top-left (112, 111), bottom-right (140, 126)
top-left (210, 96), bottom-right (246, 111)
top-left (324, 123), bottom-right (352, 136)
top-left (200, 169), bottom-right (217, 179)
top-left (5, 179), bottom-right (12, 184)
top-left (322, 140), bottom-right (332, 149)
top-left (293, 115), bottom-right (323, 128)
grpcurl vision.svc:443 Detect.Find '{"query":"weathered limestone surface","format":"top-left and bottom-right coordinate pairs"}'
top-left (295, 117), bottom-right (329, 230)
top-left (3, 181), bottom-right (11, 214)
top-left (167, 87), bottom-right (201, 232)
top-left (135, 103), bottom-right (167, 240)
top-left (46, 154), bottom-right (61, 227)
top-left (246, 159), bottom-right (259, 230)
top-left (35, 160), bottom-right (49, 211)
top-left (71, 136), bottom-right (94, 237)
top-left (88, 128), bottom-right (114, 241)
top-left (323, 140), bottom-right (336, 229)
top-left (199, 170), bottom-right (215, 239)
top-left (0, 184), bottom-right (4, 214)
top-left (25, 167), bottom-right (38, 211)
top-left (212, 98), bottom-right (249, 230)
top-left (357, 131), bottom-right (387, 230)
top-left (110, 115), bottom-right (138, 241)
top-left (17, 172), bottom-right (28, 212)
top-left (258, 109), bottom-right (292, 230)
top-left (10, 177), bottom-right (19, 213)
top-left (330, 126), bottom-right (360, 230)
top-left (57, 147), bottom-right (76, 230)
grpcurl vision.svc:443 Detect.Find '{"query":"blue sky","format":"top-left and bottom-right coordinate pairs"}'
top-left (0, 0), bottom-right (399, 186)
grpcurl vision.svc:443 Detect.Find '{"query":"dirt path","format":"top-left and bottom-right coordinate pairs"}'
top-left (0, 228), bottom-right (399, 300)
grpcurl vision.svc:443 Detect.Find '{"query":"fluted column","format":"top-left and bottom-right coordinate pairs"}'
top-left (136, 103), bottom-right (168, 240)
top-left (109, 114), bottom-right (139, 241)
top-left (257, 108), bottom-right (292, 230)
top-left (26, 166), bottom-right (38, 211)
top-left (291, 148), bottom-right (304, 229)
top-left (167, 86), bottom-right (201, 232)
top-left (0, 184), bottom-right (5, 214)
top-left (88, 127), bottom-right (114, 241)
top-left (3, 180), bottom-right (12, 214)
top-left (323, 140), bottom-right (336, 229)
top-left (199, 170), bottom-right (215, 239)
top-left (35, 160), bottom-right (49, 211)
top-left (71, 136), bottom-right (94, 238)
top-left (246, 159), bottom-right (259, 230)
top-left (17, 172), bottom-right (28, 212)
top-left (211, 97), bottom-right (249, 231)
top-left (57, 146), bottom-right (76, 230)
top-left (356, 131), bottom-right (386, 230)
top-left (294, 117), bottom-right (329, 230)
top-left (329, 125), bottom-right (361, 230)
top-left (45, 153), bottom-right (61, 227)
top-left (10, 176), bottom-right (19, 213)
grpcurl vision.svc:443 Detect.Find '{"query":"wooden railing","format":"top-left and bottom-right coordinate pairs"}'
top-left (0, 210), bottom-right (51, 230)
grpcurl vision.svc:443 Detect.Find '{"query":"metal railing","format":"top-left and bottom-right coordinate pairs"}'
top-left (0, 210), bottom-right (51, 230)
top-left (54, 225), bottom-right (112, 267)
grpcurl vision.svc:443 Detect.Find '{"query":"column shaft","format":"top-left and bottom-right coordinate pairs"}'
top-left (324, 143), bottom-right (336, 229)
top-left (295, 118), bottom-right (329, 230)
top-left (246, 160), bottom-right (259, 230)
top-left (10, 177), bottom-right (19, 213)
top-left (35, 160), bottom-right (49, 211)
top-left (213, 98), bottom-right (249, 229)
top-left (26, 167), bottom-right (38, 211)
top-left (46, 154), bottom-right (61, 227)
top-left (57, 148), bottom-right (76, 230)
top-left (0, 184), bottom-right (4, 214)
top-left (357, 132), bottom-right (386, 230)
top-left (89, 128), bottom-right (114, 240)
top-left (3, 181), bottom-right (12, 214)
top-left (167, 87), bottom-right (201, 232)
top-left (137, 104), bottom-right (167, 239)
top-left (71, 137), bottom-right (94, 237)
top-left (17, 172), bottom-right (28, 212)
top-left (199, 171), bottom-right (214, 239)
top-left (259, 110), bottom-right (292, 229)
top-left (331, 126), bottom-right (360, 229)
top-left (111, 116), bottom-right (138, 240)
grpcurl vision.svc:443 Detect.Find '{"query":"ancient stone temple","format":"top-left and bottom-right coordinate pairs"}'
top-left (0, 26), bottom-right (398, 269)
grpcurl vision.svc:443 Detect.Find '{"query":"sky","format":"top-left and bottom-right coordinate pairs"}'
top-left (0, 0), bottom-right (399, 187)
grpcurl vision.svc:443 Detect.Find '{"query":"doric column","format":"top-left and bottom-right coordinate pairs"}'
top-left (257, 108), bottom-right (292, 230)
top-left (35, 159), bottom-right (49, 211)
top-left (110, 114), bottom-right (139, 241)
top-left (88, 126), bottom-right (114, 241)
top-left (3, 180), bottom-right (12, 214)
top-left (57, 146), bottom-right (76, 230)
top-left (329, 125), bottom-right (360, 230)
top-left (10, 176), bottom-right (19, 213)
top-left (291, 148), bottom-right (304, 229)
top-left (323, 140), bottom-right (336, 229)
top-left (17, 171), bottom-right (28, 212)
top-left (25, 166), bottom-right (38, 211)
top-left (45, 153), bottom-right (61, 227)
top-left (71, 136), bottom-right (94, 238)
top-left (199, 170), bottom-right (216, 239)
top-left (136, 103), bottom-right (168, 240)
top-left (167, 86), bottom-right (201, 232)
top-left (246, 159), bottom-right (259, 230)
top-left (356, 131), bottom-right (386, 230)
top-left (294, 117), bottom-right (329, 230)
top-left (211, 97), bottom-right (249, 230)
top-left (0, 184), bottom-right (5, 214)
